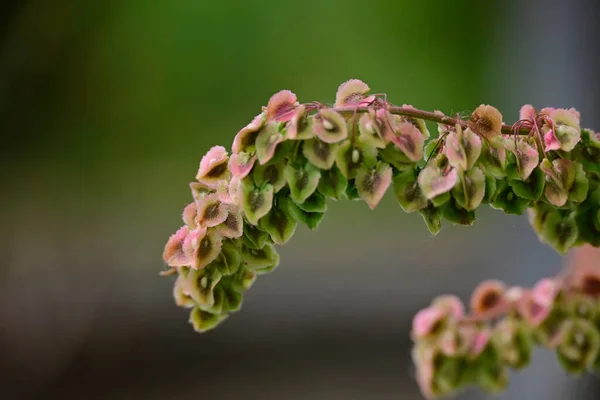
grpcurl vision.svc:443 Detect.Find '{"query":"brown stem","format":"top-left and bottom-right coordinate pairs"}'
top-left (332, 105), bottom-right (530, 135)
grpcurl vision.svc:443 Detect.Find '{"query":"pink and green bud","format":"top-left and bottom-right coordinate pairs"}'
top-left (190, 181), bottom-right (213, 202)
top-left (468, 104), bottom-right (503, 140)
top-left (241, 178), bottom-right (274, 225)
top-left (265, 90), bottom-right (299, 122)
top-left (540, 158), bottom-right (576, 206)
top-left (418, 162), bottom-right (459, 200)
top-left (401, 105), bottom-right (430, 139)
top-left (173, 270), bottom-right (195, 308)
top-left (452, 167), bottom-right (486, 211)
top-left (380, 143), bottom-right (416, 171)
top-left (256, 122), bottom-right (285, 165)
top-left (432, 295), bottom-right (465, 319)
top-left (313, 109), bottom-right (349, 143)
top-left (355, 161), bottom-right (393, 209)
top-left (163, 226), bottom-right (191, 267)
top-left (317, 165), bottom-right (348, 200)
top-left (228, 152), bottom-right (257, 179)
top-left (389, 121), bottom-right (424, 162)
top-left (302, 138), bottom-right (338, 169)
top-left (543, 108), bottom-right (581, 152)
top-left (195, 193), bottom-right (229, 228)
top-left (411, 306), bottom-right (447, 339)
top-left (504, 138), bottom-right (540, 181)
top-left (334, 79), bottom-right (374, 107)
top-left (260, 197), bottom-right (298, 245)
top-left (232, 113), bottom-right (265, 154)
top-left (445, 126), bottom-right (482, 171)
top-left (217, 205), bottom-right (244, 239)
top-left (183, 227), bottom-right (223, 270)
top-left (470, 280), bottom-right (507, 318)
top-left (393, 169), bottom-right (428, 213)
top-left (284, 162), bottom-right (321, 203)
top-left (285, 105), bottom-right (314, 140)
top-left (519, 104), bottom-right (536, 121)
top-left (196, 146), bottom-right (230, 188)
top-left (182, 202), bottom-right (198, 228)
top-left (478, 137), bottom-right (506, 179)
top-left (189, 306), bottom-right (228, 333)
top-left (358, 113), bottom-right (386, 148)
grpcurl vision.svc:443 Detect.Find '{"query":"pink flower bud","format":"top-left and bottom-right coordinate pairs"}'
top-left (196, 146), bottom-right (230, 188)
top-left (335, 79), bottom-right (373, 107)
top-left (266, 90), bottom-right (298, 122)
top-left (163, 226), bottom-right (191, 267)
top-left (470, 280), bottom-right (507, 318)
top-left (228, 152), bottom-right (256, 178)
top-left (412, 306), bottom-right (446, 339)
top-left (519, 104), bottom-right (536, 121)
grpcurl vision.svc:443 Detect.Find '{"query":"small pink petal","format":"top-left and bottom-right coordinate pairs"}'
top-left (470, 329), bottom-right (491, 357)
top-left (531, 278), bottom-right (558, 308)
top-left (228, 152), bottom-right (256, 178)
top-left (266, 90), bottom-right (298, 122)
top-left (544, 129), bottom-right (561, 151)
top-left (232, 114), bottom-right (265, 153)
top-left (519, 104), bottom-right (536, 121)
top-left (390, 122), bottom-right (424, 162)
top-left (432, 295), bottom-right (465, 319)
top-left (470, 280), bottom-right (506, 317)
top-left (195, 193), bottom-right (228, 228)
top-left (163, 226), bottom-right (191, 267)
top-left (182, 202), bottom-right (198, 228)
top-left (196, 146), bottom-right (229, 188)
top-left (412, 306), bottom-right (445, 339)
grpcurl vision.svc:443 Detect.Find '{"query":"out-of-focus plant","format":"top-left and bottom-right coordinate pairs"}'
top-left (161, 80), bottom-right (600, 398)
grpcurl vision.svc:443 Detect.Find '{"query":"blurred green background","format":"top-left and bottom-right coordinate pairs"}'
top-left (1, 0), bottom-right (599, 399)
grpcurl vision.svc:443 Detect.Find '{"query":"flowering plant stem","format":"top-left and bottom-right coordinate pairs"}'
top-left (161, 79), bottom-right (600, 399)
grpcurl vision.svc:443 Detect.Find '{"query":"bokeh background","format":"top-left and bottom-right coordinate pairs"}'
top-left (1, 0), bottom-right (599, 399)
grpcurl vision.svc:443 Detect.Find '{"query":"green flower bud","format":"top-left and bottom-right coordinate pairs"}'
top-left (284, 161), bottom-right (321, 203)
top-left (482, 175), bottom-right (498, 204)
top-left (286, 199), bottom-right (325, 230)
top-left (393, 169), bottom-right (428, 213)
top-left (230, 266), bottom-right (257, 292)
top-left (569, 162), bottom-right (589, 204)
top-left (452, 167), bottom-right (486, 211)
top-left (575, 209), bottom-right (600, 247)
top-left (493, 317), bottom-right (533, 369)
top-left (574, 129), bottom-right (600, 174)
top-left (335, 137), bottom-right (378, 179)
top-left (473, 346), bottom-right (509, 394)
top-left (355, 161), bottom-right (393, 209)
top-left (241, 223), bottom-right (271, 250)
top-left (564, 294), bottom-right (596, 321)
top-left (380, 143), bottom-right (415, 171)
top-left (241, 178), bottom-right (274, 225)
top-left (317, 165), bottom-right (348, 200)
top-left (358, 113), bottom-right (386, 149)
top-left (442, 196), bottom-right (476, 226)
top-left (189, 306), bottom-right (228, 333)
top-left (302, 138), bottom-right (338, 169)
top-left (187, 267), bottom-right (223, 311)
top-left (420, 204), bottom-right (443, 236)
top-left (211, 240), bottom-right (242, 276)
top-left (490, 179), bottom-right (530, 215)
top-left (509, 167), bottom-right (545, 201)
top-left (295, 191), bottom-right (328, 213)
top-left (253, 163), bottom-right (287, 193)
top-left (542, 211), bottom-right (579, 254)
top-left (242, 243), bottom-right (280, 274)
top-left (556, 318), bottom-right (600, 374)
top-left (260, 196), bottom-right (297, 245)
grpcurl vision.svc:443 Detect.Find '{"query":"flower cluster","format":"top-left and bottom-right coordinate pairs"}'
top-left (162, 79), bottom-right (599, 337)
top-left (411, 263), bottom-right (600, 398)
